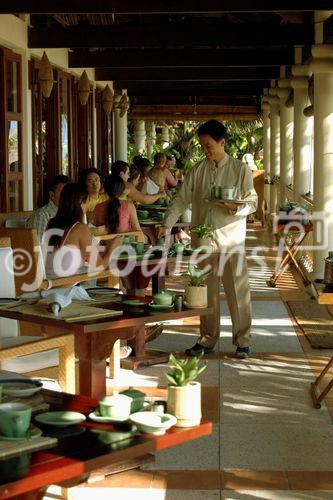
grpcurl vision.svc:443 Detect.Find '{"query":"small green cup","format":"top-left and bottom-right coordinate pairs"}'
top-left (130, 242), bottom-right (145, 255)
top-left (153, 291), bottom-right (173, 306)
top-left (123, 235), bottom-right (135, 244)
top-left (0, 403), bottom-right (32, 438)
top-left (99, 394), bottom-right (132, 419)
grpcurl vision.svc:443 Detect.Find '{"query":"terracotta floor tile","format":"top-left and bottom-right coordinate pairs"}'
top-left (202, 387), bottom-right (219, 422)
top-left (152, 470), bottom-right (220, 489)
top-left (222, 470), bottom-right (289, 490)
top-left (287, 471), bottom-right (333, 490)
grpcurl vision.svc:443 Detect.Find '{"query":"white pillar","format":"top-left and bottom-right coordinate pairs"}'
top-left (134, 120), bottom-right (146, 154)
top-left (146, 121), bottom-right (156, 159)
top-left (311, 44), bottom-right (333, 277)
top-left (114, 93), bottom-right (128, 162)
top-left (268, 88), bottom-right (280, 213)
top-left (277, 79), bottom-right (294, 204)
top-left (261, 91), bottom-right (270, 208)
top-left (161, 125), bottom-right (170, 149)
top-left (291, 64), bottom-right (313, 200)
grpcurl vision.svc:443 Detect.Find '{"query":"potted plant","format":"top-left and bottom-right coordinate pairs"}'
top-left (166, 353), bottom-right (207, 427)
top-left (191, 224), bottom-right (213, 247)
top-left (184, 264), bottom-right (211, 307)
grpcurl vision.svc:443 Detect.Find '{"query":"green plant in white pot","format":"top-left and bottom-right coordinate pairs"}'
top-left (166, 353), bottom-right (207, 427)
top-left (191, 224), bottom-right (213, 247)
top-left (184, 264), bottom-right (211, 307)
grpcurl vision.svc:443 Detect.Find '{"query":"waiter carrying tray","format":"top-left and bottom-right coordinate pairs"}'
top-left (158, 120), bottom-right (258, 357)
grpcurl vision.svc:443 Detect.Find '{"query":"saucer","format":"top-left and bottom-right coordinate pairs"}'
top-left (35, 411), bottom-right (86, 427)
top-left (86, 287), bottom-right (121, 297)
top-left (149, 303), bottom-right (174, 310)
top-left (0, 425), bottom-right (42, 441)
top-left (208, 198), bottom-right (244, 205)
top-left (122, 299), bottom-right (148, 307)
top-left (183, 301), bottom-right (207, 309)
top-left (1, 380), bottom-right (43, 398)
top-left (183, 247), bottom-right (198, 255)
top-left (89, 402), bottom-right (151, 424)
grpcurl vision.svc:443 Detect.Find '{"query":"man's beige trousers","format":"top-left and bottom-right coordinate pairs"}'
top-left (199, 251), bottom-right (252, 349)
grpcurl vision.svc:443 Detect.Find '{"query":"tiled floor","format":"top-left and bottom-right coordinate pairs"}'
top-left (36, 223), bottom-right (333, 499)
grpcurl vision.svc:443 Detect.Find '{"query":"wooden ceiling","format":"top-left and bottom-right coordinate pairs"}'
top-left (2, 2), bottom-right (332, 120)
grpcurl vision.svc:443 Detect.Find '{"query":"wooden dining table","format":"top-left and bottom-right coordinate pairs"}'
top-left (0, 388), bottom-right (212, 499)
top-left (0, 298), bottom-right (213, 399)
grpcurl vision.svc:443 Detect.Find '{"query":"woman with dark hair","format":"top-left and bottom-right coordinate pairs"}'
top-left (93, 175), bottom-right (144, 240)
top-left (129, 166), bottom-right (140, 188)
top-left (78, 167), bottom-right (108, 212)
top-left (93, 175), bottom-right (150, 296)
top-left (111, 160), bottom-right (165, 205)
top-left (45, 183), bottom-right (121, 278)
top-left (136, 157), bottom-right (151, 192)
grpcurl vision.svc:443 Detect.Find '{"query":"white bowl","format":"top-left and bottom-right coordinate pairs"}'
top-left (129, 412), bottom-right (177, 435)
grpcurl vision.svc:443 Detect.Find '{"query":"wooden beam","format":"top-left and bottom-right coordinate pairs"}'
top-left (69, 48), bottom-right (295, 68)
top-left (131, 104), bottom-right (258, 114)
top-left (130, 112), bottom-right (259, 121)
top-left (2, 1), bottom-right (330, 14)
top-left (131, 95), bottom-right (258, 106)
top-left (28, 24), bottom-right (313, 49)
top-left (116, 81), bottom-right (267, 97)
top-left (95, 67), bottom-right (279, 81)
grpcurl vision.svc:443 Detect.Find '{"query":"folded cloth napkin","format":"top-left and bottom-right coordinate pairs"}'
top-left (44, 286), bottom-right (92, 316)
top-left (20, 286), bottom-right (93, 316)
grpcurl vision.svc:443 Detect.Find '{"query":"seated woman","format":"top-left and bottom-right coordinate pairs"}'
top-left (149, 153), bottom-right (178, 192)
top-left (93, 175), bottom-right (144, 240)
top-left (45, 183), bottom-right (121, 279)
top-left (78, 168), bottom-right (108, 213)
top-left (111, 161), bottom-right (165, 205)
top-left (93, 175), bottom-right (149, 295)
top-left (129, 165), bottom-right (141, 190)
top-left (131, 157), bottom-right (151, 192)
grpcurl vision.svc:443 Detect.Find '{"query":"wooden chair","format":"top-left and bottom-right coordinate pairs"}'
top-left (0, 227), bottom-right (142, 293)
top-left (0, 211), bottom-right (33, 228)
top-left (0, 237), bottom-right (75, 392)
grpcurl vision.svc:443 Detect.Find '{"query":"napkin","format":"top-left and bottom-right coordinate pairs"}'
top-left (44, 286), bottom-right (92, 316)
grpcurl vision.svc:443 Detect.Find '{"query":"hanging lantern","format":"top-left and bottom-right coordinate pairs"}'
top-left (78, 70), bottom-right (90, 105)
top-left (38, 51), bottom-right (54, 98)
top-left (102, 85), bottom-right (114, 115)
top-left (119, 93), bottom-right (129, 117)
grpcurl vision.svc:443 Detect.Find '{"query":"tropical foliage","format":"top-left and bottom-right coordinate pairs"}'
top-left (127, 118), bottom-right (263, 170)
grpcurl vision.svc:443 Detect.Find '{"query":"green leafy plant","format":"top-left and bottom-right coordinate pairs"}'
top-left (165, 353), bottom-right (207, 386)
top-left (191, 224), bottom-right (213, 239)
top-left (186, 264), bottom-right (211, 287)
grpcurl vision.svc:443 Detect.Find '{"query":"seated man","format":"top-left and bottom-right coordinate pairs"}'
top-left (25, 175), bottom-right (69, 243)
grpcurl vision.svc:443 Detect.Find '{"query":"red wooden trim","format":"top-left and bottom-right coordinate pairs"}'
top-left (0, 388), bottom-right (212, 499)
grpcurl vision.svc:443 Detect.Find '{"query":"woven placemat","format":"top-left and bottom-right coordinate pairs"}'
top-left (287, 300), bottom-right (333, 348)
